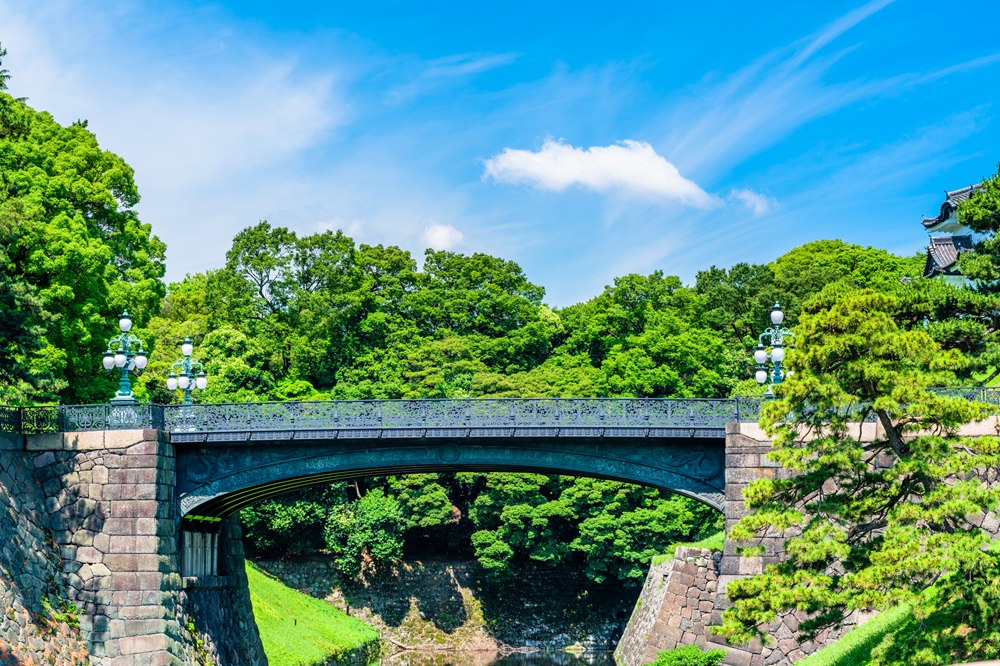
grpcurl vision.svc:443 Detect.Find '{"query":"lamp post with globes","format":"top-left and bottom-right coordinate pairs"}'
top-left (166, 337), bottom-right (207, 404)
top-left (754, 302), bottom-right (793, 396)
top-left (101, 310), bottom-right (148, 403)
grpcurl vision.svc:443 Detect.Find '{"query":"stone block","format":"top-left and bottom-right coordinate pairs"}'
top-left (139, 572), bottom-right (163, 590)
top-left (111, 535), bottom-right (162, 554)
top-left (77, 546), bottom-right (103, 563)
top-left (121, 455), bottom-right (162, 469)
top-left (110, 501), bottom-right (161, 518)
top-left (719, 647), bottom-right (752, 666)
top-left (105, 554), bottom-right (140, 571)
top-left (119, 604), bottom-right (168, 620)
top-left (103, 430), bottom-right (148, 451)
top-left (110, 468), bottom-right (162, 485)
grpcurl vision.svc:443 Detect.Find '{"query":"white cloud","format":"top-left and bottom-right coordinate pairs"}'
top-left (730, 189), bottom-right (776, 215)
top-left (422, 223), bottom-right (465, 250)
top-left (483, 139), bottom-right (715, 207)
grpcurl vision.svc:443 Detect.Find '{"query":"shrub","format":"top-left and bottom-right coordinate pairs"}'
top-left (648, 644), bottom-right (726, 666)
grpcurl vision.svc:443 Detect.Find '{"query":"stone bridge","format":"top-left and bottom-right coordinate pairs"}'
top-left (0, 390), bottom-right (992, 665)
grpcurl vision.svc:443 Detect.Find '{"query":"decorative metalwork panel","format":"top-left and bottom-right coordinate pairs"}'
top-left (0, 406), bottom-right (20, 433)
top-left (19, 407), bottom-right (60, 433)
top-left (932, 387), bottom-right (1000, 405)
top-left (161, 398), bottom-right (740, 437)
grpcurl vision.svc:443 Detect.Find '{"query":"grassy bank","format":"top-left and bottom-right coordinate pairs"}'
top-left (795, 604), bottom-right (913, 666)
top-left (247, 562), bottom-right (380, 665)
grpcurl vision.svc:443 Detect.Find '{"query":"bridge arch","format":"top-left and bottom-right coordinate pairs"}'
top-left (176, 435), bottom-right (726, 526)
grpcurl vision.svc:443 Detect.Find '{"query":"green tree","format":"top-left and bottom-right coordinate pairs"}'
top-left (324, 488), bottom-right (405, 579)
top-left (717, 286), bottom-right (1000, 664)
top-left (0, 53), bottom-right (165, 403)
top-left (957, 162), bottom-right (1000, 286)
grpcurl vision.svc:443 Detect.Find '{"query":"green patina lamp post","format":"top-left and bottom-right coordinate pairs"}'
top-left (166, 337), bottom-right (207, 404)
top-left (754, 302), bottom-right (793, 397)
top-left (101, 310), bottom-right (148, 403)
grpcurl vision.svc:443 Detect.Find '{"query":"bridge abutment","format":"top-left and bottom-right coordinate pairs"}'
top-left (617, 423), bottom-right (877, 666)
top-left (16, 429), bottom-right (263, 665)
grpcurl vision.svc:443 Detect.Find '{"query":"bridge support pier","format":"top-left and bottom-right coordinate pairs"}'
top-left (23, 429), bottom-right (263, 665)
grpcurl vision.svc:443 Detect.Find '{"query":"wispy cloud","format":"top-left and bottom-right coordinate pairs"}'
top-left (483, 139), bottom-right (716, 207)
top-left (730, 189), bottom-right (776, 215)
top-left (385, 52), bottom-right (518, 105)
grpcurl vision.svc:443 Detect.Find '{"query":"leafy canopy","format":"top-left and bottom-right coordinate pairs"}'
top-left (717, 285), bottom-right (1000, 665)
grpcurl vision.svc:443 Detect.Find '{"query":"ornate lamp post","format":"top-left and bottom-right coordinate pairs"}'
top-left (166, 337), bottom-right (207, 404)
top-left (754, 302), bottom-right (793, 396)
top-left (101, 311), bottom-right (147, 404)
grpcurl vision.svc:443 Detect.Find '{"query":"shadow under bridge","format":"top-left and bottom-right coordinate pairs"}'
top-left (170, 398), bottom-right (738, 527)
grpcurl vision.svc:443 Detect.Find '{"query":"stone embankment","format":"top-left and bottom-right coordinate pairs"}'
top-left (0, 432), bottom-right (90, 664)
top-left (256, 556), bottom-right (634, 654)
top-left (1, 429), bottom-right (265, 665)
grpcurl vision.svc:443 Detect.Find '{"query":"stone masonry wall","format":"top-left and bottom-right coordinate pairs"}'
top-left (615, 425), bottom-right (880, 666)
top-left (27, 429), bottom-right (200, 665)
top-left (0, 431), bottom-right (90, 664)
top-left (1, 427), bottom-right (267, 666)
top-left (615, 547), bottom-right (741, 666)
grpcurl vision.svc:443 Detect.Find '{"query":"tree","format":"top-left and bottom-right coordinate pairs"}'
top-left (717, 285), bottom-right (1000, 664)
top-left (695, 262), bottom-right (776, 345)
top-left (0, 55), bottom-right (166, 403)
top-left (957, 162), bottom-right (1000, 286)
top-left (323, 488), bottom-right (405, 579)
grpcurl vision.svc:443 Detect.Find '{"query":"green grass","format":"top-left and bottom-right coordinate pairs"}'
top-left (652, 531), bottom-right (725, 566)
top-left (794, 603), bottom-right (914, 666)
top-left (246, 562), bottom-right (380, 666)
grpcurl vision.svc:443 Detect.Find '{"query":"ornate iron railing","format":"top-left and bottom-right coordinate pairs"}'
top-left (10, 403), bottom-right (164, 434)
top-left (162, 398), bottom-right (737, 438)
top-left (0, 388), bottom-right (994, 435)
top-left (931, 386), bottom-right (1000, 405)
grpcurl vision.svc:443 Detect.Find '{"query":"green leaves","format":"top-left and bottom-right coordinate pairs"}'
top-left (720, 284), bottom-right (1000, 656)
top-left (0, 89), bottom-right (165, 403)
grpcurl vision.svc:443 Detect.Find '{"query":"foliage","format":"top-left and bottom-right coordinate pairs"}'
top-left (246, 562), bottom-right (379, 666)
top-left (240, 486), bottom-right (342, 558)
top-left (323, 488), bottom-right (406, 579)
top-left (0, 50), bottom-right (165, 404)
top-left (958, 162), bottom-right (1000, 286)
top-left (716, 285), bottom-right (1000, 663)
top-left (646, 644), bottom-right (726, 666)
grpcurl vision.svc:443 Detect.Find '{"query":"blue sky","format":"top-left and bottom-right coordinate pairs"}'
top-left (2, 1), bottom-right (999, 305)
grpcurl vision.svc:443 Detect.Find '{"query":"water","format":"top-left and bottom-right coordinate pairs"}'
top-left (382, 651), bottom-right (616, 666)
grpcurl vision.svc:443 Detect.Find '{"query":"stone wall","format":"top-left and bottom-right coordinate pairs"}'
top-left (0, 432), bottom-right (90, 663)
top-left (615, 547), bottom-right (749, 666)
top-left (258, 555), bottom-right (633, 652)
top-left (3, 428), bottom-right (266, 666)
top-left (27, 429), bottom-right (200, 664)
top-left (615, 424), bottom-right (884, 666)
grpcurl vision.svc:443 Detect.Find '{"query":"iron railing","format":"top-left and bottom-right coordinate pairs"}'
top-left (0, 388), bottom-right (994, 435)
top-left (162, 397), bottom-right (737, 437)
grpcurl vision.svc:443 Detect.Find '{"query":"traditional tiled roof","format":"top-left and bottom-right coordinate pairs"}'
top-left (922, 184), bottom-right (983, 228)
top-left (924, 234), bottom-right (974, 277)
